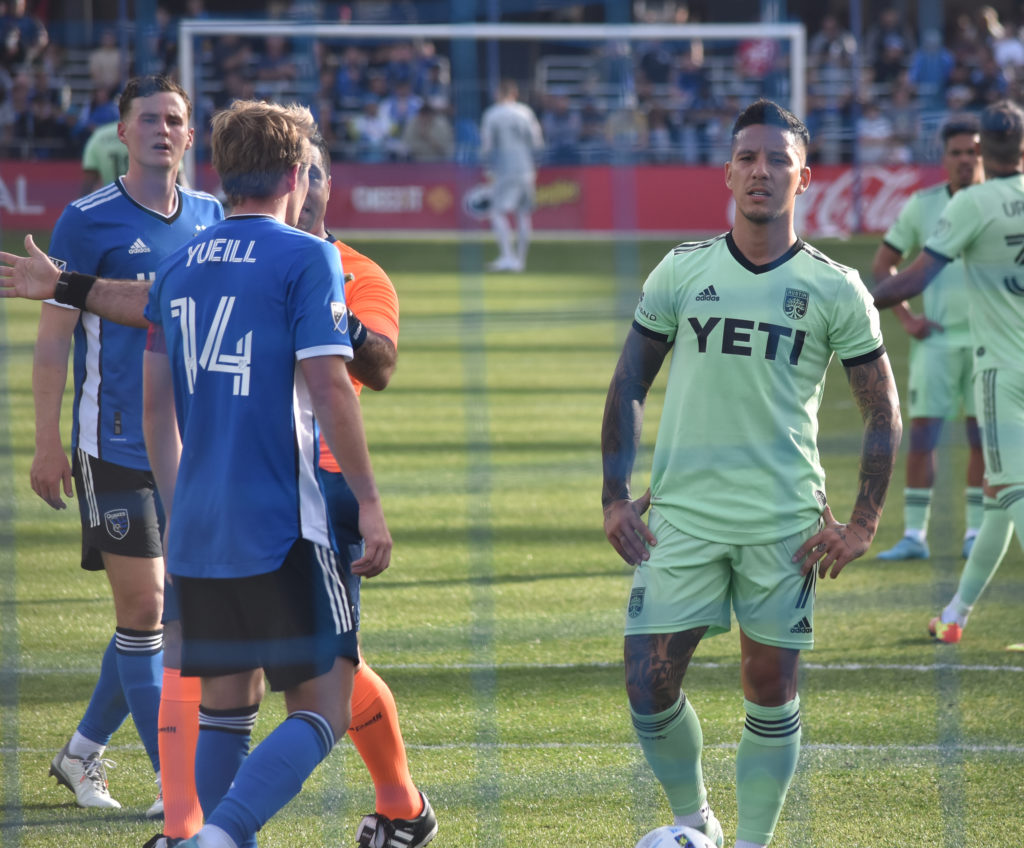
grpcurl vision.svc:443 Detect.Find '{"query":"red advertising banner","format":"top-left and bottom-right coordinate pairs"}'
top-left (0, 160), bottom-right (945, 238)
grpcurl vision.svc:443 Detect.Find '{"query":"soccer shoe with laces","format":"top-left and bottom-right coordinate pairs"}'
top-left (355, 791), bottom-right (438, 848)
top-left (876, 535), bottom-right (929, 561)
top-left (929, 616), bottom-right (963, 644)
top-left (49, 743), bottom-right (121, 809)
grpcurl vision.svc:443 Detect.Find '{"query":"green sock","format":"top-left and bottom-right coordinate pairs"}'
top-left (998, 486), bottom-right (1024, 545)
top-left (965, 487), bottom-right (984, 536)
top-left (736, 696), bottom-right (801, 846)
top-left (904, 488), bottom-right (932, 539)
top-left (945, 498), bottom-right (1015, 623)
top-left (631, 695), bottom-right (706, 817)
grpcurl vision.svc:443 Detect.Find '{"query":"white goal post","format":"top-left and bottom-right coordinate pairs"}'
top-left (177, 19), bottom-right (806, 186)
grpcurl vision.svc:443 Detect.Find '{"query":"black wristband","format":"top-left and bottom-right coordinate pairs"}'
top-left (55, 271), bottom-right (98, 310)
top-left (347, 307), bottom-right (368, 351)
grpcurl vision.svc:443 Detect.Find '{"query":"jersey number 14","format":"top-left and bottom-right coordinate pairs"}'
top-left (169, 296), bottom-right (253, 396)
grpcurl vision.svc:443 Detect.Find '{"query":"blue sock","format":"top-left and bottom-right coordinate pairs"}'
top-left (77, 635), bottom-right (129, 747)
top-left (196, 703), bottom-right (259, 833)
top-left (115, 627), bottom-right (164, 771)
top-left (207, 711), bottom-right (335, 848)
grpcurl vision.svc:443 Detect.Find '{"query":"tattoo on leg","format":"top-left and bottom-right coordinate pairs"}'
top-left (625, 627), bottom-right (707, 713)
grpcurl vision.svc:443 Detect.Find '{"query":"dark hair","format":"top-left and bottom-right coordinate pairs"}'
top-left (980, 100), bottom-right (1024, 166)
top-left (731, 98), bottom-right (809, 150)
top-left (312, 130), bottom-right (331, 174)
top-left (941, 115), bottom-right (980, 144)
top-left (119, 74), bottom-right (192, 120)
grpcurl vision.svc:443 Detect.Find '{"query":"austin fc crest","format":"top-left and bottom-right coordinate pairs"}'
top-left (104, 509), bottom-right (130, 541)
top-left (783, 288), bottom-right (809, 320)
top-left (627, 587), bottom-right (646, 618)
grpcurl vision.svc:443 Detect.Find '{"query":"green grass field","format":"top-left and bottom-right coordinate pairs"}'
top-left (1, 235), bottom-right (1022, 848)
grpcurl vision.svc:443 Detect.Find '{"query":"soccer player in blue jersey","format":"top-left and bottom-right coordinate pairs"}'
top-left (29, 74), bottom-right (222, 813)
top-left (602, 100), bottom-right (901, 848)
top-left (874, 100), bottom-right (1024, 647)
top-left (873, 118), bottom-right (986, 562)
top-left (142, 99), bottom-right (390, 848)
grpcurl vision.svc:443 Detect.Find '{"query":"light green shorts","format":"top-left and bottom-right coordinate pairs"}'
top-left (974, 367), bottom-right (1024, 487)
top-left (907, 339), bottom-right (975, 419)
top-left (624, 509), bottom-right (820, 650)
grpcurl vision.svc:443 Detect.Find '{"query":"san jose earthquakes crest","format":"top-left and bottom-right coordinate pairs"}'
top-left (104, 509), bottom-right (130, 540)
top-left (783, 288), bottom-right (809, 320)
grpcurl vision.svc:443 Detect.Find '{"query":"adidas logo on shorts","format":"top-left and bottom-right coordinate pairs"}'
top-left (790, 616), bottom-right (813, 634)
top-left (695, 285), bottom-right (720, 301)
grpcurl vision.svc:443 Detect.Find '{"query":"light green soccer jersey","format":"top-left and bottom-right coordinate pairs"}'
top-left (925, 173), bottom-right (1024, 373)
top-left (81, 122), bottom-right (129, 186)
top-left (634, 233), bottom-right (884, 545)
top-left (883, 183), bottom-right (971, 346)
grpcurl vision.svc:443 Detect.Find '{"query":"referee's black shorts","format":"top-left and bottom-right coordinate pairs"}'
top-left (174, 538), bottom-right (359, 691)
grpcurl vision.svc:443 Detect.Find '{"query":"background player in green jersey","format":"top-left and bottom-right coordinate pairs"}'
top-left (602, 100), bottom-right (901, 848)
top-left (874, 100), bottom-right (1024, 647)
top-left (873, 117), bottom-right (986, 562)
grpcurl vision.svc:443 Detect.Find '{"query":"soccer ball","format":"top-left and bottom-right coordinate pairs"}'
top-left (635, 825), bottom-right (718, 848)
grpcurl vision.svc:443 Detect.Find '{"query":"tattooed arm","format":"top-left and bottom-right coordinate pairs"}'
top-left (601, 326), bottom-right (672, 566)
top-left (794, 352), bottom-right (902, 578)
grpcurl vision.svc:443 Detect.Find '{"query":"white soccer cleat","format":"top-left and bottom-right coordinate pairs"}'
top-left (49, 743), bottom-right (121, 809)
top-left (146, 786), bottom-right (164, 818)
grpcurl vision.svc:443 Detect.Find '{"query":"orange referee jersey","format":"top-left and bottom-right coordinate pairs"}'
top-left (318, 238), bottom-right (399, 474)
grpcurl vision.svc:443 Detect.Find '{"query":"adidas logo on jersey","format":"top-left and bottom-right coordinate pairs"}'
top-left (695, 285), bottom-right (720, 301)
top-left (128, 238), bottom-right (151, 255)
top-left (790, 616), bottom-right (813, 634)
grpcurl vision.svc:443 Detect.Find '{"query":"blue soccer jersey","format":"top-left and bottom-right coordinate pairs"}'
top-left (48, 181), bottom-right (223, 469)
top-left (144, 215), bottom-right (354, 579)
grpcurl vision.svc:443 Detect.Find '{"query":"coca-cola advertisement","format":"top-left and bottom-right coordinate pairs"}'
top-left (0, 160), bottom-right (945, 238)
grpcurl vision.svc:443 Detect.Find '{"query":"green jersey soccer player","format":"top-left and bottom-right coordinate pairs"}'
top-left (602, 100), bottom-right (901, 848)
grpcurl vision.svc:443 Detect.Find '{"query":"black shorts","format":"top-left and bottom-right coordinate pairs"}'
top-left (174, 539), bottom-right (359, 691)
top-left (72, 449), bottom-right (164, 571)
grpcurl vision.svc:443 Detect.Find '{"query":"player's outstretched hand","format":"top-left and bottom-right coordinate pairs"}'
top-left (793, 504), bottom-right (871, 579)
top-left (0, 234), bottom-right (61, 300)
top-left (900, 311), bottom-right (944, 340)
top-left (352, 500), bottom-right (392, 577)
top-left (604, 488), bottom-right (656, 567)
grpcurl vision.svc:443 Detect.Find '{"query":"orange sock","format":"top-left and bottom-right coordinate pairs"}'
top-left (347, 663), bottom-right (421, 820)
top-left (159, 667), bottom-right (203, 839)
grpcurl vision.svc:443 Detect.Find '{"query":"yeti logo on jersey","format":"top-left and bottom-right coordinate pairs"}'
top-left (331, 302), bottom-right (348, 333)
top-left (783, 288), bottom-right (809, 320)
top-left (628, 587), bottom-right (646, 618)
top-left (104, 509), bottom-right (130, 540)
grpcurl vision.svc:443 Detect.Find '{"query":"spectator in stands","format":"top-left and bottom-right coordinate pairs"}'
top-left (401, 95), bottom-right (453, 161)
top-left (540, 92), bottom-right (581, 164)
top-left (380, 77), bottom-right (421, 137)
top-left (672, 50), bottom-right (706, 110)
top-left (909, 29), bottom-right (955, 110)
top-left (72, 84), bottom-right (120, 150)
top-left (348, 94), bottom-right (397, 161)
top-left (255, 35), bottom-right (298, 88)
top-left (969, 48), bottom-right (1010, 107)
top-left (644, 102), bottom-right (675, 163)
top-left (808, 14), bottom-right (857, 86)
top-left (606, 93), bottom-right (647, 161)
top-left (9, 90), bottom-right (72, 159)
top-left (865, 5), bottom-right (916, 74)
top-left (0, 68), bottom-right (30, 153)
top-left (334, 45), bottom-right (368, 111)
top-left (577, 96), bottom-right (608, 162)
top-left (992, 21), bottom-right (1024, 71)
top-left (415, 56), bottom-right (450, 107)
top-left (0, 0), bottom-right (47, 71)
top-left (857, 97), bottom-right (906, 164)
top-left (88, 28), bottom-right (123, 93)
top-left (886, 78), bottom-right (920, 158)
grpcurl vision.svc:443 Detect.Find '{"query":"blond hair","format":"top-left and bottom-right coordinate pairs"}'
top-left (211, 100), bottom-right (316, 207)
